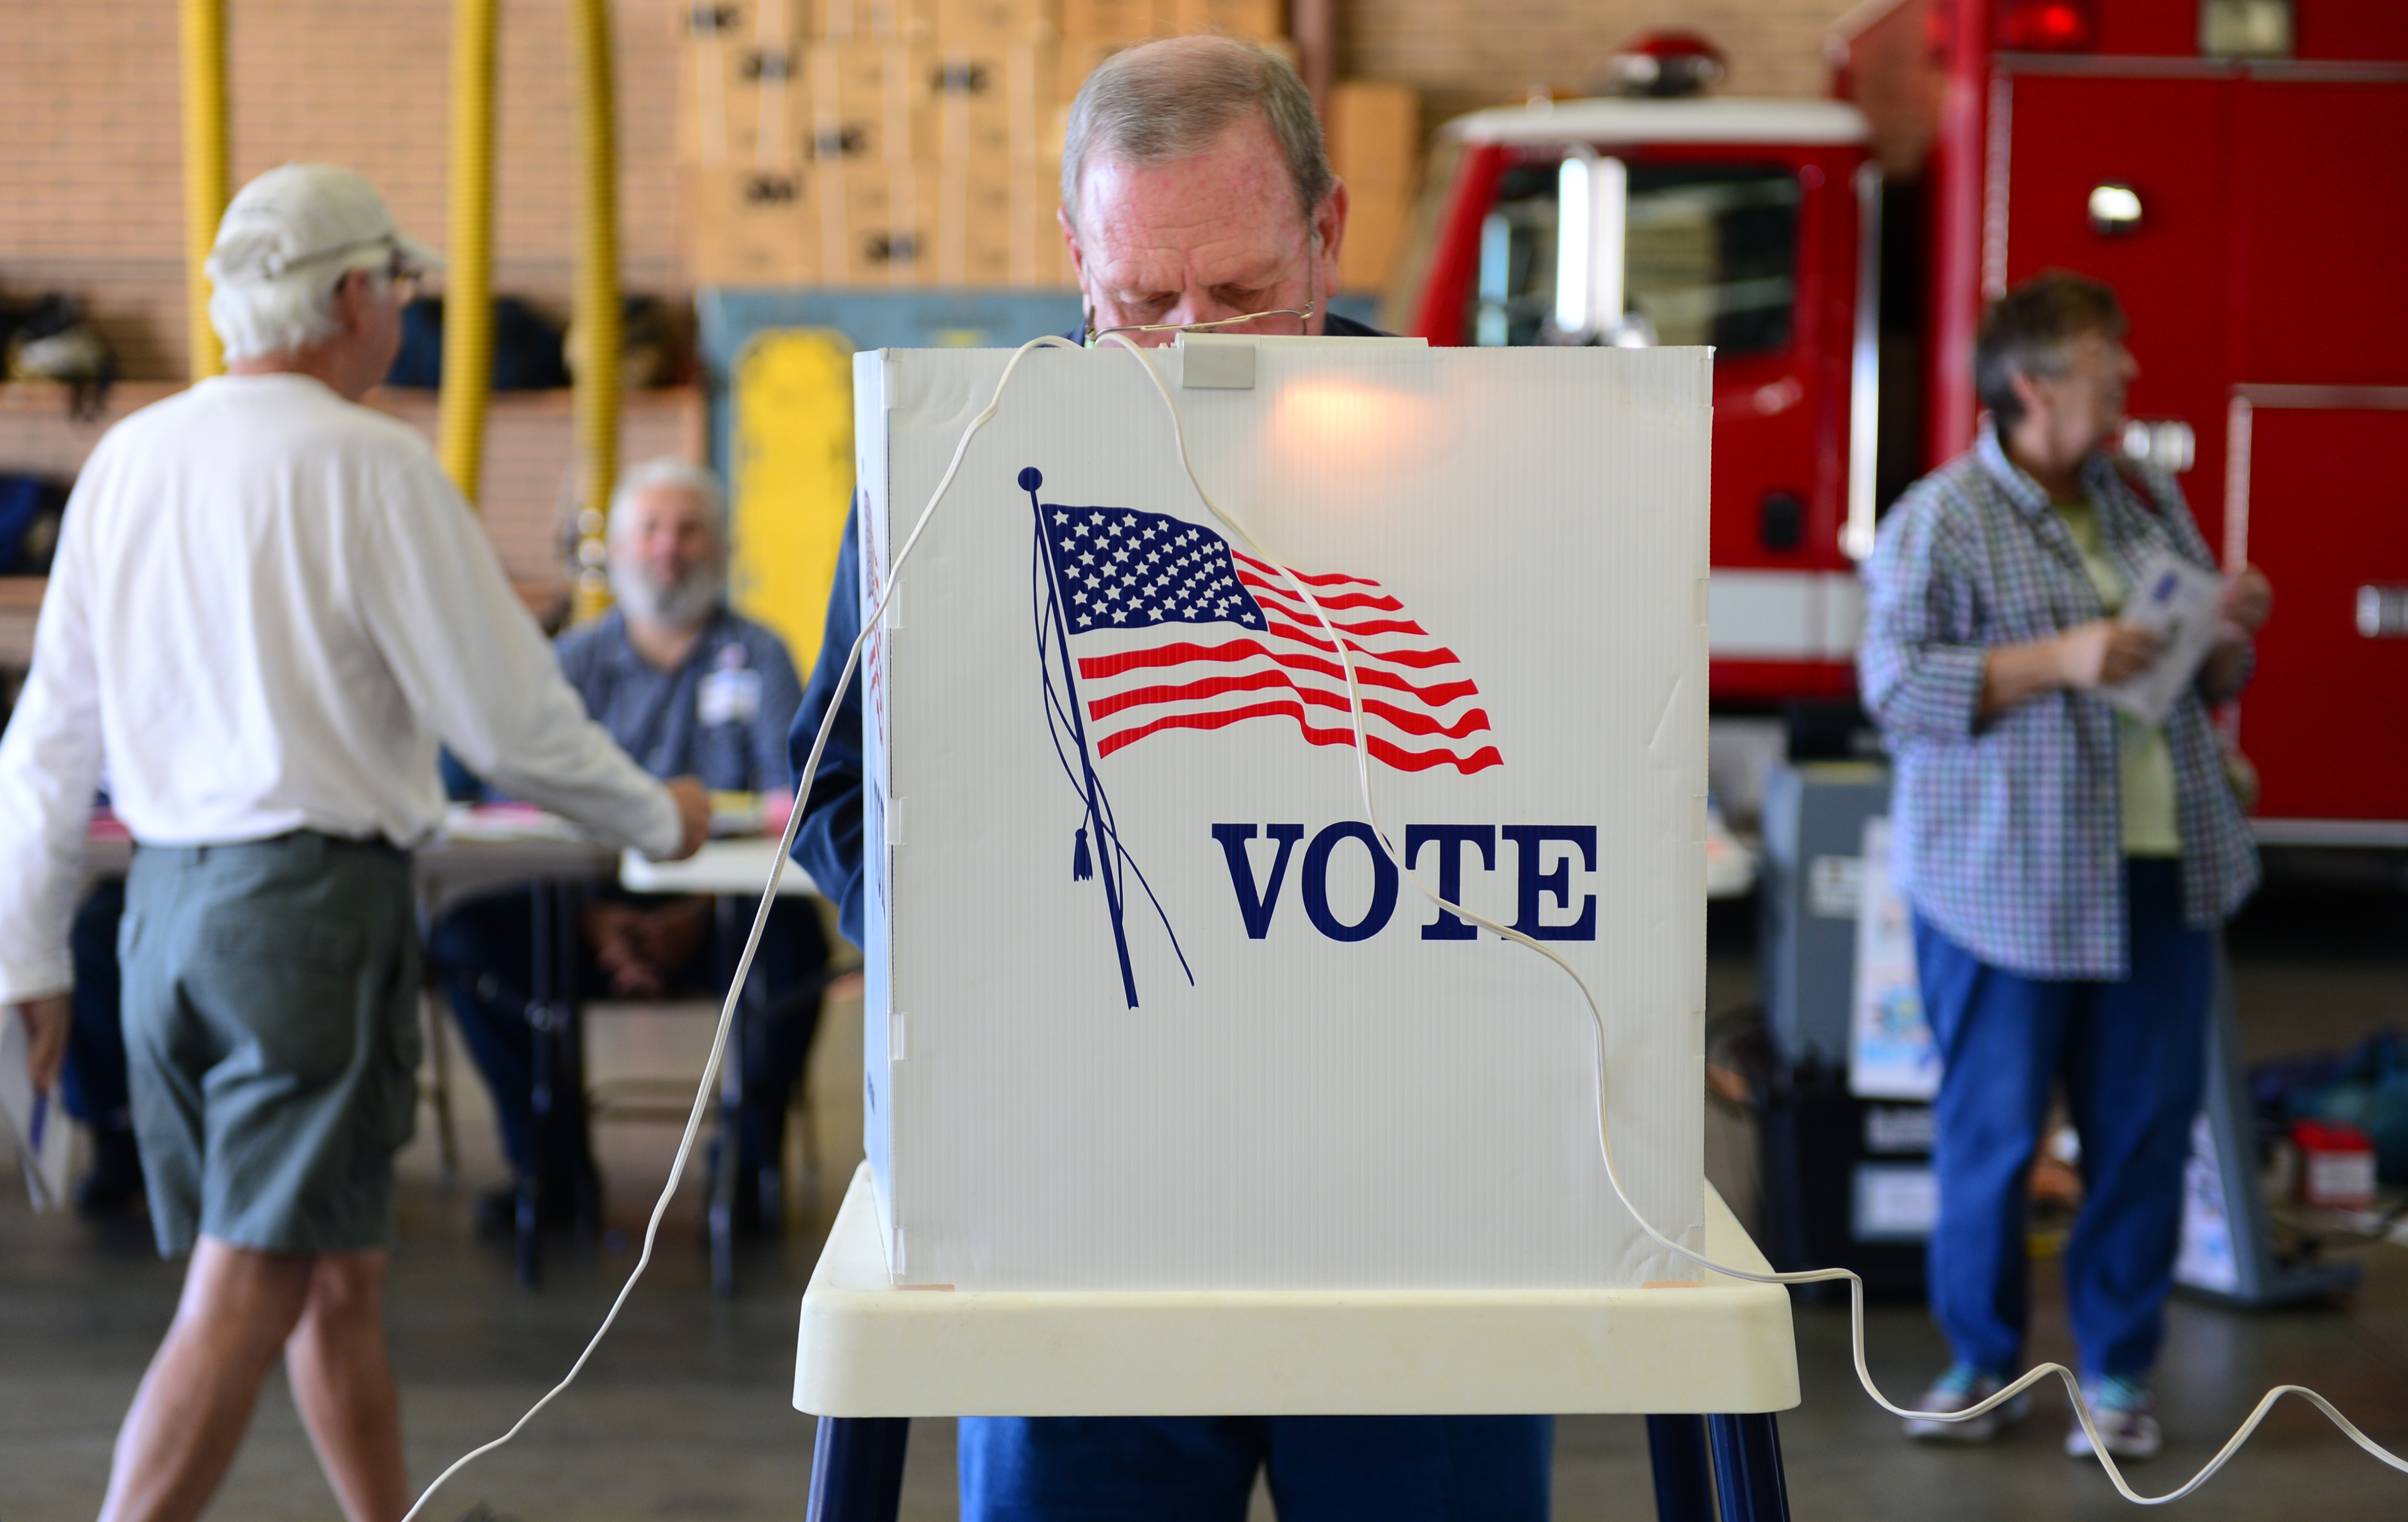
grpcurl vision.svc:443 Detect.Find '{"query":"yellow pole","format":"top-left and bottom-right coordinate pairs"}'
top-left (569, 0), bottom-right (622, 622)
top-left (180, 0), bottom-right (228, 381)
top-left (439, 0), bottom-right (499, 505)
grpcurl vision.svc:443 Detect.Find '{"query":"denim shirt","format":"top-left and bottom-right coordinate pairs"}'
top-left (554, 607), bottom-right (802, 794)
top-left (1857, 426), bottom-right (2259, 980)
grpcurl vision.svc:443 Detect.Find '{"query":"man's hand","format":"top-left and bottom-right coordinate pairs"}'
top-left (14, 995), bottom-right (71, 1095)
top-left (2055, 619), bottom-right (2160, 689)
top-left (665, 775), bottom-right (711, 861)
top-left (2221, 565), bottom-right (2272, 634)
top-left (583, 902), bottom-right (668, 998)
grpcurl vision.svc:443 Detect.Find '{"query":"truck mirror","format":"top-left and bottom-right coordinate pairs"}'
top-left (1554, 151), bottom-right (1627, 341)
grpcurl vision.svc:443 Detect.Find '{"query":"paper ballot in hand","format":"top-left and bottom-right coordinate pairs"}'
top-left (2099, 549), bottom-right (2226, 724)
top-left (1, 1012), bottom-right (74, 1212)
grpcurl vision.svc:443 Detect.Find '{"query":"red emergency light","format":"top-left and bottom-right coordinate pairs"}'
top-left (1609, 29), bottom-right (1729, 97)
top-left (1997, 0), bottom-right (2097, 51)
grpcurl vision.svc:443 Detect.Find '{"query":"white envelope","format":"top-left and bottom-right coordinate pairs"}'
top-left (2100, 548), bottom-right (2225, 725)
top-left (2, 1012), bottom-right (73, 1212)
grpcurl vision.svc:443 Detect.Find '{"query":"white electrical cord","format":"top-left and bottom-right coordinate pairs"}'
top-left (406, 331), bottom-right (2404, 1518)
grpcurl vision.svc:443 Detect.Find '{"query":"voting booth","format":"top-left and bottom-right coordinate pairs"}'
top-left (846, 338), bottom-right (1713, 1293)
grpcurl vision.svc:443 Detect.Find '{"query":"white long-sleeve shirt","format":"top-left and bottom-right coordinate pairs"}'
top-left (0, 373), bottom-right (682, 1001)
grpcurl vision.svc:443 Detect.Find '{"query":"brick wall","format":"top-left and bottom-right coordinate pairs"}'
top-left (0, 0), bottom-right (685, 382)
top-left (0, 0), bottom-right (1843, 382)
top-left (1346, 0), bottom-right (1844, 119)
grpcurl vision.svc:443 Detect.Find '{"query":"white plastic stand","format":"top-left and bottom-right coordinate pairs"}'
top-left (794, 1163), bottom-right (1802, 1521)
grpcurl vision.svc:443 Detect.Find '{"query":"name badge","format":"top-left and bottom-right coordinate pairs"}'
top-left (699, 664), bottom-right (762, 727)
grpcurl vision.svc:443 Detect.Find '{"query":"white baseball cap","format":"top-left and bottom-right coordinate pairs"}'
top-left (204, 163), bottom-right (442, 288)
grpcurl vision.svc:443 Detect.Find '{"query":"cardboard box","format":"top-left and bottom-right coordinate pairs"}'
top-left (1169, 0), bottom-right (1279, 38)
top-left (934, 0), bottom-right (1057, 44)
top-left (817, 0), bottom-right (932, 42)
top-left (678, 38), bottom-right (808, 162)
top-left (684, 163), bottom-right (816, 285)
top-left (1330, 79), bottom-right (1420, 192)
top-left (1058, 0), bottom-right (1166, 40)
top-left (685, 0), bottom-right (804, 44)
top-left (1339, 186), bottom-right (1412, 293)
top-left (927, 43), bottom-right (1056, 167)
top-left (808, 42), bottom-right (933, 163)
top-left (852, 344), bottom-right (1712, 1290)
top-left (816, 163), bottom-right (934, 284)
top-left (930, 162), bottom-right (1064, 285)
top-left (1023, 196), bottom-right (1076, 285)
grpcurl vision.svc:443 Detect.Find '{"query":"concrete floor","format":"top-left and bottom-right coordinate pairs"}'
top-left (4, 850), bottom-right (2405, 1519)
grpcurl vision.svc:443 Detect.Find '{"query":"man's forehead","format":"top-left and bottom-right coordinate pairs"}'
top-left (1076, 118), bottom-right (1303, 287)
top-left (626, 484), bottom-right (715, 525)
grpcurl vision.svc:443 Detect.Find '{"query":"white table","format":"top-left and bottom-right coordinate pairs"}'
top-left (619, 837), bottom-right (817, 899)
top-left (793, 1162), bottom-right (1801, 1520)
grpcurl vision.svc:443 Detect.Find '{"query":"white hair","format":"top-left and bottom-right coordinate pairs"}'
top-left (1061, 36), bottom-right (1333, 230)
top-left (607, 456), bottom-right (728, 543)
top-left (208, 248), bottom-right (393, 363)
top-left (606, 457), bottom-right (731, 627)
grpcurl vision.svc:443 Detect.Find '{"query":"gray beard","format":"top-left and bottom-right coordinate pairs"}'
top-left (611, 558), bottom-right (725, 631)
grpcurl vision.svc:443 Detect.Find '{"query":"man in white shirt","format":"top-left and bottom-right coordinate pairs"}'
top-left (0, 164), bottom-right (709, 1522)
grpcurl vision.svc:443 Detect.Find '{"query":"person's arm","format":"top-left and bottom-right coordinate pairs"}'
top-left (0, 458), bottom-right (110, 1025)
top-left (2196, 566), bottom-right (2270, 703)
top-left (788, 500), bottom-right (868, 946)
top-left (1857, 502), bottom-right (1997, 739)
top-left (1979, 621), bottom-right (2160, 717)
top-left (355, 454), bottom-right (704, 859)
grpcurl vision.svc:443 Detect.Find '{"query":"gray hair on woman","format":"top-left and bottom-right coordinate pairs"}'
top-left (1060, 36), bottom-right (1334, 231)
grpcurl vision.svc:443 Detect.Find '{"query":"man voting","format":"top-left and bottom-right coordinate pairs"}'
top-left (788, 37), bottom-right (1552, 1522)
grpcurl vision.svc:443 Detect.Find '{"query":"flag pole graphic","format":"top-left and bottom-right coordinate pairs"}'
top-left (1023, 467), bottom-right (1141, 1009)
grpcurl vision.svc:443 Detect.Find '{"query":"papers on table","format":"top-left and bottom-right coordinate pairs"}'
top-left (2, 1013), bottom-right (73, 1212)
top-left (2101, 549), bottom-right (2226, 724)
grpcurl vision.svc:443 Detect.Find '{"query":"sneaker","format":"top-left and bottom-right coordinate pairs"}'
top-left (1902, 1363), bottom-right (2030, 1442)
top-left (2066, 1374), bottom-right (2161, 1460)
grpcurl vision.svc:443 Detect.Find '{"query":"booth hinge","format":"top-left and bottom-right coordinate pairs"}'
top-left (1178, 334), bottom-right (1257, 389)
top-left (889, 1010), bottom-right (908, 1060)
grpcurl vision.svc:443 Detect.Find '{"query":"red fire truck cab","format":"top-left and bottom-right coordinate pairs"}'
top-left (1398, 92), bottom-right (1881, 708)
top-left (1392, 5), bottom-right (2408, 840)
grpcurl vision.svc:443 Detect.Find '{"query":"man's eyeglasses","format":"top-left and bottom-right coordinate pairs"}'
top-left (380, 251), bottom-right (426, 304)
top-left (1085, 297), bottom-right (1315, 345)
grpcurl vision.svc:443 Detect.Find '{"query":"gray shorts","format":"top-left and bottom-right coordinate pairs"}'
top-left (121, 832), bottom-right (420, 1256)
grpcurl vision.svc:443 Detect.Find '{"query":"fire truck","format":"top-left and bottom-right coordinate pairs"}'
top-left (1389, 2), bottom-right (2408, 840)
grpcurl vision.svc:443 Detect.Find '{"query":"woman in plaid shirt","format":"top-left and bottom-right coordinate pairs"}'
top-left (1859, 273), bottom-right (2272, 1462)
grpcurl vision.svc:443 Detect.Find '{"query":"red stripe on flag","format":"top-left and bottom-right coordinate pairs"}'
top-left (1092, 699), bottom-right (1503, 774)
top-left (1077, 640), bottom-right (1481, 706)
top-left (1261, 619), bottom-right (1465, 668)
top-left (1229, 552), bottom-right (1384, 590)
top-left (1086, 669), bottom-right (1493, 740)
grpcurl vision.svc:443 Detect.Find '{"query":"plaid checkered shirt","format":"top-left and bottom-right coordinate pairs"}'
top-left (1857, 426), bottom-right (2260, 980)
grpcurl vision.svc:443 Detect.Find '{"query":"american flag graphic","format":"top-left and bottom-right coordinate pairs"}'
top-left (1033, 499), bottom-right (1504, 775)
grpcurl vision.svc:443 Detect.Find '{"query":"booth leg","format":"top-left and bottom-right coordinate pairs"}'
top-left (1646, 1414), bottom-right (1716, 1522)
top-left (1706, 1413), bottom-right (1791, 1522)
top-left (806, 1417), bottom-right (909, 1522)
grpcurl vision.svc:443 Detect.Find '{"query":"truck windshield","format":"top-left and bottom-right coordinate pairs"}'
top-left (1470, 161), bottom-right (1800, 353)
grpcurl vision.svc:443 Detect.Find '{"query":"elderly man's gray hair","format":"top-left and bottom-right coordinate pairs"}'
top-left (608, 457), bottom-right (728, 541)
top-left (1061, 36), bottom-right (1334, 231)
top-left (208, 248), bottom-right (397, 363)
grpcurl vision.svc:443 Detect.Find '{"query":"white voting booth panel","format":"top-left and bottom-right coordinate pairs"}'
top-left (856, 341), bottom-right (1710, 1291)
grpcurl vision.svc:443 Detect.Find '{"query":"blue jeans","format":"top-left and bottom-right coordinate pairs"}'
top-left (958, 1416), bottom-right (1553, 1522)
top-left (1916, 858), bottom-right (2212, 1382)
